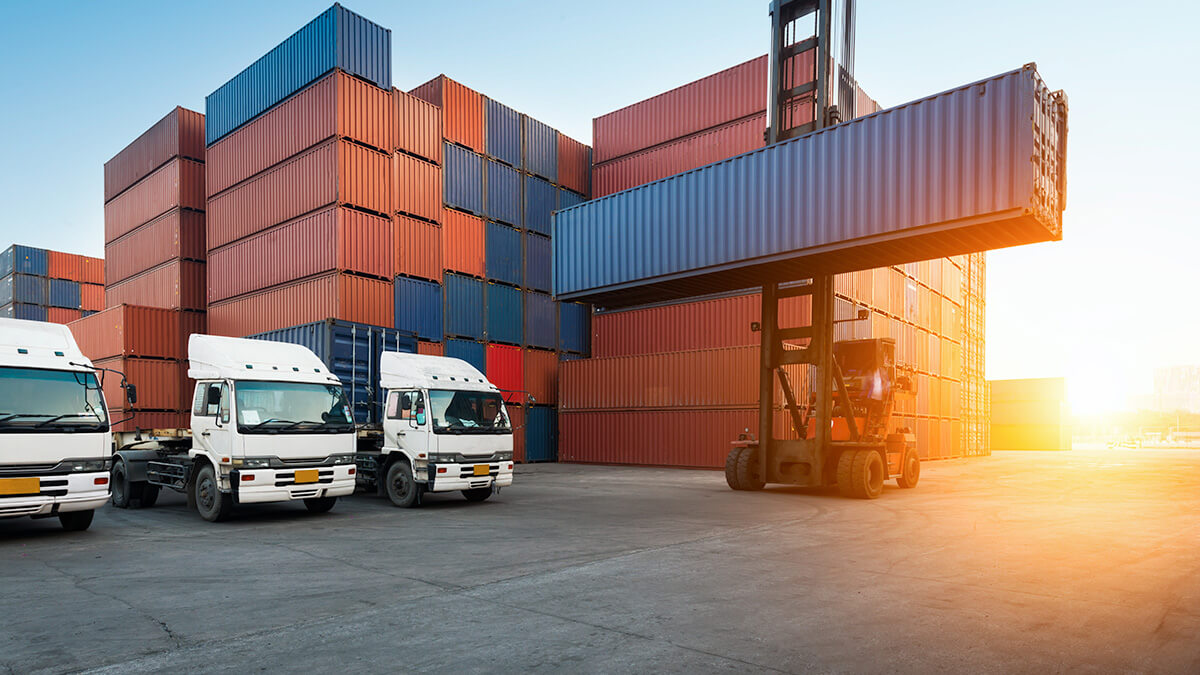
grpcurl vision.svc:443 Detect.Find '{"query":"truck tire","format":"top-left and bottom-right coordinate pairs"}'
top-left (838, 449), bottom-right (884, 499)
top-left (735, 445), bottom-right (765, 491)
top-left (725, 447), bottom-right (745, 490)
top-left (896, 449), bottom-right (920, 489)
top-left (110, 460), bottom-right (135, 509)
top-left (385, 460), bottom-right (421, 508)
top-left (193, 464), bottom-right (232, 522)
top-left (462, 488), bottom-right (491, 502)
top-left (304, 496), bottom-right (337, 513)
top-left (58, 510), bottom-right (94, 532)
top-left (139, 484), bottom-right (160, 508)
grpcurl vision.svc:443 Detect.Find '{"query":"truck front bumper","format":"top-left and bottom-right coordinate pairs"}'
top-left (232, 465), bottom-right (356, 504)
top-left (0, 471), bottom-right (110, 518)
top-left (426, 461), bottom-right (514, 493)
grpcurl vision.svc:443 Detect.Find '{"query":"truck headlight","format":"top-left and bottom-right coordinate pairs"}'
top-left (69, 459), bottom-right (110, 472)
top-left (233, 457), bottom-right (272, 469)
top-left (496, 451), bottom-right (513, 461)
top-left (330, 454), bottom-right (356, 465)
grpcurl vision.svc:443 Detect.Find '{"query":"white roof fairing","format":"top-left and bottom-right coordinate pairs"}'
top-left (188, 334), bottom-right (341, 385)
top-left (380, 352), bottom-right (497, 393)
top-left (0, 318), bottom-right (94, 372)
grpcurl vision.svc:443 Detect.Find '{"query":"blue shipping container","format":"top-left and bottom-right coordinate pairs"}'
top-left (445, 338), bottom-right (486, 374)
top-left (0, 245), bottom-right (48, 278)
top-left (523, 291), bottom-right (555, 349)
top-left (523, 116), bottom-right (558, 182)
top-left (443, 273), bottom-right (484, 339)
top-left (558, 188), bottom-right (584, 211)
top-left (486, 283), bottom-right (522, 345)
top-left (248, 319), bottom-right (417, 425)
top-left (523, 232), bottom-right (551, 293)
top-left (394, 276), bottom-right (442, 341)
top-left (444, 143), bottom-right (484, 215)
top-left (525, 406), bottom-right (557, 462)
top-left (523, 175), bottom-right (557, 236)
top-left (558, 302), bottom-right (590, 354)
top-left (82, 310), bottom-right (97, 318)
top-left (558, 352), bottom-right (584, 362)
top-left (0, 274), bottom-right (48, 307)
top-left (48, 279), bottom-right (81, 309)
top-left (485, 98), bottom-right (521, 168)
top-left (485, 160), bottom-right (521, 226)
top-left (485, 222), bottom-right (522, 287)
top-left (205, 4), bottom-right (392, 145)
top-left (0, 303), bottom-right (47, 322)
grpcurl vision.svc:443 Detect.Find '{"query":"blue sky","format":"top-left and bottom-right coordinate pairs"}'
top-left (0, 1), bottom-right (1197, 410)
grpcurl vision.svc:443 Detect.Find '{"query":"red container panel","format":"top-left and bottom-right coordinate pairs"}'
top-left (104, 107), bottom-right (204, 203)
top-left (47, 251), bottom-right (83, 281)
top-left (522, 349), bottom-right (558, 406)
top-left (108, 409), bottom-right (189, 433)
top-left (94, 357), bottom-right (188, 411)
top-left (207, 206), bottom-right (392, 302)
top-left (207, 138), bottom-right (392, 250)
top-left (104, 158), bottom-right (205, 243)
top-left (47, 308), bottom-right (82, 324)
top-left (417, 341), bottom-right (444, 357)
top-left (206, 71), bottom-right (395, 197)
top-left (105, 260), bottom-right (206, 311)
top-left (410, 75), bottom-right (483, 153)
top-left (486, 344), bottom-right (524, 404)
top-left (67, 305), bottom-right (184, 360)
top-left (207, 272), bottom-right (392, 337)
top-left (104, 209), bottom-right (207, 286)
top-left (508, 405), bottom-right (525, 463)
top-left (394, 88), bottom-right (442, 164)
top-left (557, 134), bottom-right (590, 197)
top-left (80, 257), bottom-right (104, 285)
top-left (394, 152), bottom-right (442, 223)
top-left (81, 284), bottom-right (104, 312)
top-left (442, 210), bottom-right (484, 278)
top-left (395, 215), bottom-right (442, 282)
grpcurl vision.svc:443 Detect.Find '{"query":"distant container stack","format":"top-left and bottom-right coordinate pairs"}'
top-left (1, 245), bottom-right (104, 324)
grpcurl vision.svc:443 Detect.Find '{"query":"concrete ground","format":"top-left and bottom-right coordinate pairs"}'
top-left (2, 448), bottom-right (1199, 674)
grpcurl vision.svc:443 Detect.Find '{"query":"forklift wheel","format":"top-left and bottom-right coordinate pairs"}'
top-left (837, 449), bottom-right (884, 499)
top-left (724, 447), bottom-right (746, 490)
top-left (735, 446), bottom-right (765, 491)
top-left (896, 449), bottom-right (920, 489)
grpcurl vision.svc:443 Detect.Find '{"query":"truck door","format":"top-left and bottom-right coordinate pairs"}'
top-left (386, 390), bottom-right (430, 458)
top-left (192, 381), bottom-right (233, 462)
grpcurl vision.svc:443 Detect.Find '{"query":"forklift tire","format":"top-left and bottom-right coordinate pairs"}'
top-left (385, 460), bottom-right (422, 508)
top-left (58, 510), bottom-right (94, 532)
top-left (735, 445), bottom-right (765, 491)
top-left (725, 447), bottom-right (746, 490)
top-left (194, 464), bottom-right (233, 522)
top-left (837, 449), bottom-right (885, 499)
top-left (896, 449), bottom-right (920, 489)
top-left (304, 496), bottom-right (337, 513)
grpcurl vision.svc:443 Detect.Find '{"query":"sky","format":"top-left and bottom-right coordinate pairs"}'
top-left (0, 1), bottom-right (1197, 413)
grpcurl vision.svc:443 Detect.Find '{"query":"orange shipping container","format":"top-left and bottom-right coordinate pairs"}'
top-left (393, 152), bottom-right (441, 223)
top-left (394, 215), bottom-right (442, 282)
top-left (557, 135), bottom-right (591, 197)
top-left (523, 349), bottom-right (558, 406)
top-left (80, 257), bottom-right (104, 285)
top-left (417, 341), bottom-right (444, 357)
top-left (93, 357), bottom-right (188, 411)
top-left (394, 88), bottom-right (442, 164)
top-left (104, 158), bottom-right (205, 243)
top-left (47, 251), bottom-right (82, 281)
top-left (206, 138), bottom-right (392, 250)
top-left (206, 71), bottom-right (395, 197)
top-left (47, 308), bottom-right (82, 324)
top-left (68, 305), bottom-right (184, 360)
top-left (207, 272), bottom-right (392, 337)
top-left (105, 260), bottom-right (206, 311)
top-left (409, 75), bottom-right (483, 153)
top-left (207, 206), bottom-right (392, 303)
top-left (108, 409), bottom-right (189, 433)
top-left (104, 106), bottom-right (205, 203)
top-left (104, 209), bottom-right (206, 286)
top-left (81, 284), bottom-right (104, 312)
top-left (442, 210), bottom-right (484, 278)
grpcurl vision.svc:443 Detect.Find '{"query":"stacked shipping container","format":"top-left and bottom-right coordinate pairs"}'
top-left (0, 245), bottom-right (104, 323)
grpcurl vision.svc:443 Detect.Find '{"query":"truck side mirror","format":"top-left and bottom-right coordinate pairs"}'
top-left (124, 383), bottom-right (138, 405)
top-left (415, 412), bottom-right (426, 426)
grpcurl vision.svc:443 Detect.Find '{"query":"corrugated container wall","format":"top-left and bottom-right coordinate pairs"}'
top-left (104, 159), bottom-right (205, 242)
top-left (207, 272), bottom-right (392, 336)
top-left (445, 338), bottom-right (485, 373)
top-left (523, 233), bottom-right (551, 293)
top-left (105, 260), bottom-right (206, 311)
top-left (443, 143), bottom-right (483, 215)
top-left (486, 344), bottom-right (524, 404)
top-left (410, 75), bottom-right (483, 153)
top-left (394, 214), bottom-right (442, 281)
top-left (485, 160), bottom-right (521, 226)
top-left (104, 107), bottom-right (205, 202)
top-left (485, 283), bottom-right (522, 345)
top-left (484, 98), bottom-right (521, 167)
top-left (522, 116), bottom-right (557, 181)
top-left (48, 279), bottom-right (81, 309)
top-left (485, 222), bottom-right (521, 286)
top-left (0, 303), bottom-right (46, 321)
top-left (523, 176), bottom-right (556, 236)
top-left (0, 274), bottom-right (47, 307)
top-left (105, 209), bottom-right (206, 286)
top-left (557, 134), bottom-right (591, 197)
top-left (394, 88), bottom-right (442, 164)
top-left (523, 291), bottom-right (555, 349)
top-left (442, 211), bottom-right (484, 278)
top-left (526, 406), bottom-right (557, 461)
top-left (93, 357), bottom-right (188, 411)
top-left (443, 273), bottom-right (484, 339)
top-left (393, 153), bottom-right (442, 223)
top-left (558, 302), bottom-right (590, 354)
top-left (0, 246), bottom-right (48, 277)
top-left (523, 349), bottom-right (557, 406)
top-left (393, 276), bottom-right (442, 341)
top-left (67, 305), bottom-right (187, 360)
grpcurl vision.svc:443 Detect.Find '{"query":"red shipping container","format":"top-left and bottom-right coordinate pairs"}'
top-left (104, 107), bottom-right (204, 203)
top-left (80, 256), bottom-right (105, 285)
top-left (523, 349), bottom-right (558, 406)
top-left (179, 311), bottom-right (207, 357)
top-left (410, 75), bottom-right (483, 153)
top-left (394, 88), bottom-right (442, 164)
top-left (105, 260), bottom-right (206, 311)
top-left (47, 251), bottom-right (82, 281)
top-left (68, 305), bottom-right (184, 360)
top-left (108, 409), bottom-right (189, 433)
top-left (47, 308), bottom-right (82, 324)
top-left (395, 215), bottom-right (442, 282)
top-left (394, 152), bottom-right (441, 223)
top-left (93, 357), bottom-right (188, 411)
top-left (486, 344), bottom-right (524, 404)
top-left (417, 341), bottom-right (444, 357)
top-left (557, 135), bottom-right (591, 197)
top-left (207, 272), bottom-right (392, 337)
top-left (207, 138), bottom-right (392, 250)
top-left (592, 113), bottom-right (766, 197)
top-left (441, 210), bottom-right (484, 278)
top-left (206, 71), bottom-right (395, 197)
top-left (508, 405), bottom-right (525, 463)
top-left (207, 206), bottom-right (392, 303)
top-left (81, 284), bottom-right (104, 312)
top-left (104, 158), bottom-right (205, 243)
top-left (105, 209), bottom-right (206, 286)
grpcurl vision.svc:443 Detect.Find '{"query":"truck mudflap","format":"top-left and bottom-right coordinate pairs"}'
top-left (426, 460), bottom-right (514, 493)
top-left (230, 465), bottom-right (356, 504)
top-left (0, 472), bottom-right (110, 518)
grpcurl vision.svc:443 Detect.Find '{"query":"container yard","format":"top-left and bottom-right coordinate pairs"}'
top-left (4, 1), bottom-right (1199, 673)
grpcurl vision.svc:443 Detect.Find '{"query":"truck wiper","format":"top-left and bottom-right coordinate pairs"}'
top-left (244, 418), bottom-right (299, 430)
top-left (0, 413), bottom-right (54, 424)
top-left (34, 414), bottom-right (101, 428)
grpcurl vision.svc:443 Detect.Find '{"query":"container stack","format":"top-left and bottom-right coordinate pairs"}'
top-left (558, 56), bottom-right (987, 467)
top-left (1, 245), bottom-right (104, 323)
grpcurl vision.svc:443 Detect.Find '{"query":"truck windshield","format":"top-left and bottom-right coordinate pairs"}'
top-left (0, 367), bottom-right (108, 433)
top-left (428, 390), bottom-right (510, 434)
top-left (234, 381), bottom-right (354, 433)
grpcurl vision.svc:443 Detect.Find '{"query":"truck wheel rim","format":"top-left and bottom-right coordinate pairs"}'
top-left (198, 477), bottom-right (216, 511)
top-left (391, 472), bottom-right (410, 500)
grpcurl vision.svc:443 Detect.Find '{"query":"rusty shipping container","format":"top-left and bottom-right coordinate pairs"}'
top-left (47, 308), bottom-right (82, 324)
top-left (523, 348), bottom-right (558, 406)
top-left (104, 107), bottom-right (205, 203)
top-left (207, 138), bottom-right (392, 249)
top-left (393, 152), bottom-right (442, 223)
top-left (206, 70), bottom-right (395, 197)
top-left (417, 341), bottom-right (444, 357)
top-left (207, 272), bottom-right (392, 337)
top-left (67, 305), bottom-right (186, 360)
top-left (104, 158), bottom-right (205, 243)
top-left (93, 357), bottom-right (189, 411)
top-left (394, 214), bottom-right (443, 282)
top-left (207, 206), bottom-right (392, 303)
top-left (81, 284), bottom-right (104, 312)
top-left (410, 75), bottom-right (483, 153)
top-left (105, 209), bottom-right (206, 286)
top-left (108, 410), bottom-right (189, 433)
top-left (394, 88), bottom-right (442, 164)
top-left (557, 134), bottom-right (591, 197)
top-left (442, 210), bottom-right (484, 278)
top-left (105, 260), bottom-right (206, 312)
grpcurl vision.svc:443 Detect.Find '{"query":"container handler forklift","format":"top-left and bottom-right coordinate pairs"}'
top-left (724, 0), bottom-right (920, 498)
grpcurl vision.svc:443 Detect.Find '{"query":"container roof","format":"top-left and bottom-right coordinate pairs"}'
top-left (380, 352), bottom-right (496, 392)
top-left (0, 318), bottom-right (92, 372)
top-left (188, 334), bottom-right (340, 384)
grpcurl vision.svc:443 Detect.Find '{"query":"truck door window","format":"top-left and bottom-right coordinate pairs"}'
top-left (192, 383), bottom-right (207, 416)
top-left (399, 391), bottom-right (423, 421)
top-left (386, 391), bottom-right (401, 419)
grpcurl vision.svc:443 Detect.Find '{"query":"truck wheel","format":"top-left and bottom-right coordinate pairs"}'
top-left (111, 460), bottom-right (135, 508)
top-left (304, 496), bottom-right (337, 513)
top-left (385, 461), bottom-right (421, 508)
top-left (736, 445), bottom-right (765, 491)
top-left (896, 449), bottom-right (920, 489)
top-left (194, 464), bottom-right (232, 522)
top-left (139, 485), bottom-right (160, 508)
top-left (462, 488), bottom-right (491, 502)
top-left (838, 449), bottom-right (884, 499)
top-left (724, 447), bottom-right (745, 490)
top-left (59, 510), bottom-right (94, 532)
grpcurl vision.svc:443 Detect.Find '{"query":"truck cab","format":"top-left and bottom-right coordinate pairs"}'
top-left (0, 318), bottom-right (112, 531)
top-left (362, 353), bottom-right (514, 507)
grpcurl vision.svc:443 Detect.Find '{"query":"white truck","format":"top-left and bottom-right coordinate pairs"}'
top-left (355, 353), bottom-right (515, 507)
top-left (0, 318), bottom-right (114, 531)
top-left (110, 334), bottom-right (357, 522)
